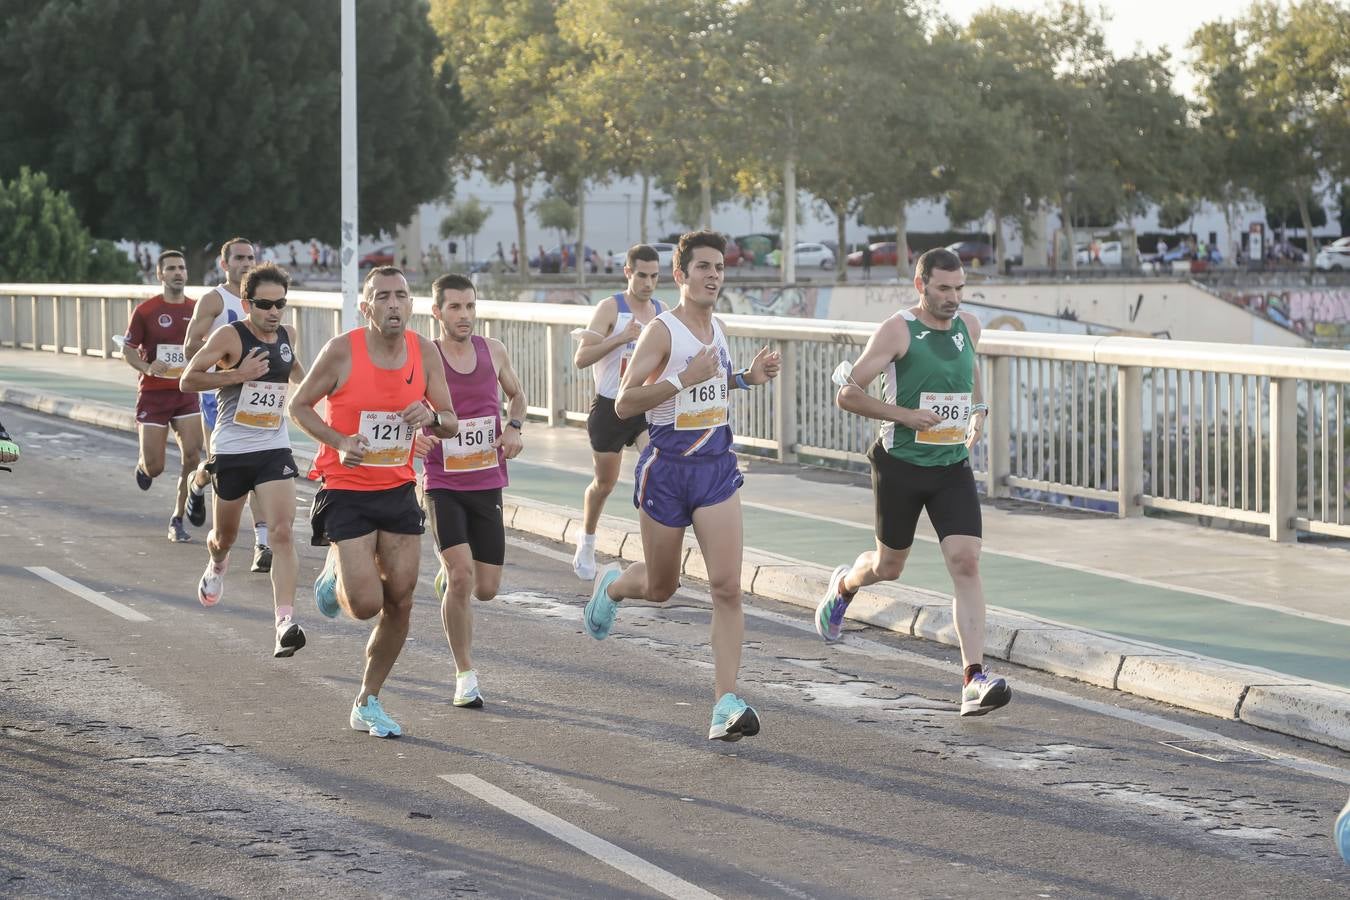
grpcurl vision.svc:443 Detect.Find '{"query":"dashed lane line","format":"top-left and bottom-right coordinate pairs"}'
top-left (27, 566), bottom-right (151, 622)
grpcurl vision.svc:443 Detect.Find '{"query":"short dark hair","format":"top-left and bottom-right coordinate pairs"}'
top-left (673, 231), bottom-right (726, 276)
top-left (916, 247), bottom-right (962, 283)
top-left (219, 237), bottom-right (254, 263)
top-left (432, 273), bottom-right (476, 307)
top-left (626, 244), bottom-right (659, 268)
top-left (242, 262), bottom-right (290, 300)
top-left (362, 265), bottom-right (407, 301)
top-left (156, 249), bottom-right (185, 267)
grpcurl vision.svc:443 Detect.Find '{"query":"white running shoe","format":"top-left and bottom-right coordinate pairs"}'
top-left (454, 669), bottom-right (484, 708)
top-left (198, 559), bottom-right (226, 607)
top-left (572, 540), bottom-right (597, 581)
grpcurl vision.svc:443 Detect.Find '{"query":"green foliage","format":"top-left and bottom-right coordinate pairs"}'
top-left (440, 197), bottom-right (490, 241)
top-left (532, 196), bottom-right (576, 243)
top-left (88, 239), bottom-right (141, 283)
top-left (0, 167), bottom-right (90, 281)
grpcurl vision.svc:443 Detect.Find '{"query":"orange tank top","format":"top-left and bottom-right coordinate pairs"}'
top-left (314, 328), bottom-right (426, 491)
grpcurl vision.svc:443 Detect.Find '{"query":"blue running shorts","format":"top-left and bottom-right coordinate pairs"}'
top-left (633, 446), bottom-right (742, 528)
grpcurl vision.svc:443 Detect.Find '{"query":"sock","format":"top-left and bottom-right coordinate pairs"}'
top-left (275, 605), bottom-right (293, 625)
top-left (189, 479), bottom-right (205, 497)
top-left (456, 669), bottom-right (474, 678)
top-left (254, 523), bottom-right (268, 547)
top-left (580, 533), bottom-right (596, 550)
top-left (963, 663), bottom-right (983, 685)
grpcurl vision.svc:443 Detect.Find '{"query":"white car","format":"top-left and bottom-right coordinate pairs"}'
top-left (608, 242), bottom-right (676, 271)
top-left (794, 242), bottom-right (836, 269)
top-left (1314, 236), bottom-right (1350, 271)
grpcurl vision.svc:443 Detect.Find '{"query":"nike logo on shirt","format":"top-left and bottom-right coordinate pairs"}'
top-left (404, 369), bottom-right (415, 384)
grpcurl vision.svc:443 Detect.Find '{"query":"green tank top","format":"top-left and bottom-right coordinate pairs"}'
top-left (880, 310), bottom-right (975, 466)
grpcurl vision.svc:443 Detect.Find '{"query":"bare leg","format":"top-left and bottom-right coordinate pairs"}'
top-left (169, 415), bottom-right (202, 519)
top-left (941, 535), bottom-right (985, 669)
top-left (605, 509), bottom-right (685, 603)
top-left (254, 478), bottom-right (298, 616)
top-left (839, 538), bottom-right (911, 596)
top-left (690, 493), bottom-right (745, 701)
top-left (359, 531), bottom-right (420, 703)
top-left (582, 450), bottom-right (622, 534)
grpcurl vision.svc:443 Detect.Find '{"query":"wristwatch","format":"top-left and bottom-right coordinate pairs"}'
top-left (507, 418), bottom-right (524, 432)
top-left (430, 410), bottom-right (442, 428)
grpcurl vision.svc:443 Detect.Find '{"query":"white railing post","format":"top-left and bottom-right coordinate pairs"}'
top-left (100, 297), bottom-right (111, 358)
top-left (546, 322), bottom-right (568, 426)
top-left (774, 340), bottom-right (797, 463)
top-left (987, 355), bottom-right (1012, 498)
top-left (1269, 377), bottom-right (1298, 542)
top-left (1117, 365), bottom-right (1144, 517)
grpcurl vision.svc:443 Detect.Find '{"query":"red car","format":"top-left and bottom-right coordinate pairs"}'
top-left (846, 242), bottom-right (913, 267)
top-left (359, 245), bottom-right (395, 268)
top-left (723, 237), bottom-right (743, 268)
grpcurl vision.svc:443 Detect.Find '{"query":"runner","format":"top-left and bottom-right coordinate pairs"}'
top-left (180, 262), bottom-right (308, 657)
top-left (120, 250), bottom-right (203, 543)
top-left (289, 266), bottom-right (459, 738)
top-left (570, 244), bottom-right (664, 579)
top-left (0, 419), bottom-right (19, 468)
top-left (422, 274), bottom-right (526, 709)
top-left (815, 246), bottom-right (1011, 717)
top-left (581, 231), bottom-right (781, 742)
top-left (183, 237), bottom-right (272, 572)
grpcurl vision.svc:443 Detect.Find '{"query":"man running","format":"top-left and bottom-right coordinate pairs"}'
top-left (0, 419), bottom-right (19, 467)
top-left (290, 266), bottom-right (459, 738)
top-left (184, 237), bottom-right (271, 573)
top-left (570, 244), bottom-right (664, 579)
top-left (815, 246), bottom-right (1011, 717)
top-left (582, 231), bottom-right (781, 742)
top-left (121, 249), bottom-right (203, 543)
top-left (422, 274), bottom-right (526, 709)
top-left (180, 262), bottom-right (308, 657)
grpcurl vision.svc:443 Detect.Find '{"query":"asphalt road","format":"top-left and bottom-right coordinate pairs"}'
top-left (2, 403), bottom-right (1348, 899)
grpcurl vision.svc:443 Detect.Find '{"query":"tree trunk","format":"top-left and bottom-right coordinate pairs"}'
top-left (187, 244), bottom-right (216, 289)
top-left (699, 162), bottom-right (712, 230)
top-left (1295, 185), bottom-right (1317, 272)
top-left (640, 173), bottom-right (650, 244)
top-left (895, 202), bottom-right (910, 280)
top-left (782, 153), bottom-right (797, 285)
top-left (1061, 196), bottom-right (1077, 273)
top-left (992, 204), bottom-right (1006, 270)
top-left (576, 179), bottom-right (587, 287)
top-left (513, 173), bottom-right (528, 281)
top-left (834, 199), bottom-right (847, 283)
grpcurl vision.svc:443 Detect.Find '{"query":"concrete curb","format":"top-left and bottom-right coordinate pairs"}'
top-left (498, 494), bottom-right (1350, 754)
top-left (6, 383), bottom-right (1348, 752)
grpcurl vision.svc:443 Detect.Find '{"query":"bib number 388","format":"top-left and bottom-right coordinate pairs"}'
top-left (358, 411), bottom-right (416, 466)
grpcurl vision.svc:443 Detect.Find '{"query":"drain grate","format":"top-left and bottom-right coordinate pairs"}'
top-left (1160, 740), bottom-right (1274, 763)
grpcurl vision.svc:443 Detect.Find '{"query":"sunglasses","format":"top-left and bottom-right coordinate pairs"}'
top-left (249, 297), bottom-right (287, 310)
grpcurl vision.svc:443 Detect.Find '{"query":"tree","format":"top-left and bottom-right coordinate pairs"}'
top-left (0, 167), bottom-right (138, 283)
top-left (532, 195), bottom-right (576, 249)
top-left (439, 196), bottom-right (490, 262)
top-left (0, 1), bottom-right (466, 279)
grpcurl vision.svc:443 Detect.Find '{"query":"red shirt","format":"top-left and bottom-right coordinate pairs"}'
top-left (125, 295), bottom-right (195, 392)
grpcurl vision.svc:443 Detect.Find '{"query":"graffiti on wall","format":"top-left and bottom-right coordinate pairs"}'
top-left (1219, 287), bottom-right (1350, 344)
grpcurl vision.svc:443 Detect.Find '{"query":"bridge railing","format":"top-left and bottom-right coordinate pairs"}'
top-left (3, 284), bottom-right (1347, 542)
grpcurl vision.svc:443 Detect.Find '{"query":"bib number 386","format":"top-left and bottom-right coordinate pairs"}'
top-left (358, 411), bottom-right (416, 466)
top-left (915, 391), bottom-right (971, 445)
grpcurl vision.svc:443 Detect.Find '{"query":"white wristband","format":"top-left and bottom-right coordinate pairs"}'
top-left (665, 373), bottom-right (682, 392)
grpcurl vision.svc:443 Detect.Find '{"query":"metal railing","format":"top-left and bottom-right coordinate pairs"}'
top-left (3, 284), bottom-right (1347, 541)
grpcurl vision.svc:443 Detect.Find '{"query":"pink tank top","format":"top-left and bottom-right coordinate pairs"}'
top-left (422, 335), bottom-right (508, 492)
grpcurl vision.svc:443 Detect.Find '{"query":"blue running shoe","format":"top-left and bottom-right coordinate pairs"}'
top-left (433, 565), bottom-right (446, 600)
top-left (1336, 793), bottom-right (1350, 864)
top-left (314, 550), bottom-right (339, 619)
top-left (708, 692), bottom-right (761, 742)
top-left (584, 563), bottom-right (621, 640)
top-left (814, 564), bottom-right (852, 643)
top-left (350, 695), bottom-right (401, 738)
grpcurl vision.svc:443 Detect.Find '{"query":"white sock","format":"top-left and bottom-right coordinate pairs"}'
top-left (254, 523), bottom-right (268, 547)
top-left (275, 605), bottom-right (293, 625)
top-left (580, 533), bottom-right (596, 550)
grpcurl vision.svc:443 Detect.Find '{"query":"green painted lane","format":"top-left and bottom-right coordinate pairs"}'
top-left (507, 461), bottom-right (1350, 689)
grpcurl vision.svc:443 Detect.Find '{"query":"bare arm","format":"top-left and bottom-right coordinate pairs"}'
top-left (961, 312), bottom-right (987, 448)
top-left (288, 335), bottom-right (355, 451)
top-left (179, 327), bottom-right (265, 392)
top-left (613, 320), bottom-right (676, 419)
top-left (490, 339), bottom-right (526, 459)
top-left (185, 291), bottom-right (223, 359)
top-left (120, 310), bottom-right (155, 376)
top-left (835, 315), bottom-right (940, 431)
top-left (418, 336), bottom-right (459, 439)
top-left (572, 298), bottom-right (628, 369)
top-left (286, 326), bottom-right (308, 384)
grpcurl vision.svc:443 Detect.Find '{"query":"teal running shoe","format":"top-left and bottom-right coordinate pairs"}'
top-left (708, 692), bottom-right (760, 742)
top-left (314, 549), bottom-right (339, 619)
top-left (814, 564), bottom-right (852, 643)
top-left (433, 565), bottom-right (446, 600)
top-left (350, 695), bottom-right (401, 738)
top-left (1336, 793), bottom-right (1350, 863)
top-left (584, 563), bottom-right (621, 640)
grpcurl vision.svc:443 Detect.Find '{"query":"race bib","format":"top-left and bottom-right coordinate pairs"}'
top-left (674, 375), bottom-right (729, 431)
top-left (156, 343), bottom-right (186, 378)
top-left (441, 415), bottom-right (498, 473)
top-left (233, 381), bottom-right (288, 429)
top-left (619, 343), bottom-right (636, 377)
top-left (358, 410), bottom-right (416, 467)
top-left (916, 391), bottom-right (971, 445)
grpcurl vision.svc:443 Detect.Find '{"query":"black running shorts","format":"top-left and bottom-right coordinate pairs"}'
top-left (424, 487), bottom-right (506, 565)
top-left (310, 482), bottom-right (424, 546)
top-left (869, 440), bottom-right (982, 550)
top-left (587, 394), bottom-right (647, 453)
top-left (207, 448), bottom-right (299, 502)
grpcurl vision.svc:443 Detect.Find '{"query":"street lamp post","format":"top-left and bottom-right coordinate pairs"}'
top-left (340, 0), bottom-right (359, 331)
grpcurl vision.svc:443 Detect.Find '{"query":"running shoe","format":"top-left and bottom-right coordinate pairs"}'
top-left (273, 618), bottom-right (307, 658)
top-left (350, 695), bottom-right (401, 738)
top-left (197, 559), bottom-right (226, 607)
top-left (583, 563), bottom-right (622, 640)
top-left (433, 565), bottom-right (446, 600)
top-left (313, 550), bottom-right (339, 619)
top-left (814, 564), bottom-right (852, 643)
top-left (572, 540), bottom-right (597, 581)
top-left (135, 466), bottom-right (153, 491)
top-left (1336, 793), bottom-right (1350, 864)
top-left (166, 516), bottom-right (191, 544)
top-left (185, 487), bottom-right (207, 527)
top-left (960, 671), bottom-right (1012, 717)
top-left (454, 669), bottom-right (484, 708)
top-left (251, 544), bottom-right (273, 573)
top-left (708, 692), bottom-right (761, 742)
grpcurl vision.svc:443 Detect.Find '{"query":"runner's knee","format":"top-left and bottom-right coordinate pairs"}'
top-left (590, 474), bottom-right (617, 495)
top-left (144, 459), bottom-right (166, 478)
top-left (181, 448), bottom-right (201, 472)
top-left (268, 518), bottom-right (293, 546)
top-left (648, 577), bottom-right (680, 603)
top-left (944, 547), bottom-right (980, 579)
top-left (446, 565), bottom-right (474, 601)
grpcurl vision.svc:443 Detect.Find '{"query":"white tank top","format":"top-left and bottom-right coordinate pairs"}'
top-left (592, 293), bottom-right (662, 399)
top-left (211, 284), bottom-right (246, 332)
top-left (646, 311), bottom-right (731, 428)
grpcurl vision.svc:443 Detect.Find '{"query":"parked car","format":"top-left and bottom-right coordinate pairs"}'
top-left (944, 241), bottom-right (995, 266)
top-left (846, 242), bottom-right (912, 267)
top-left (723, 237), bottom-right (743, 268)
top-left (1314, 236), bottom-right (1350, 271)
top-left (606, 241), bottom-right (676, 271)
top-left (535, 244), bottom-right (600, 273)
top-left (794, 242), bottom-right (836, 269)
top-left (359, 245), bottom-right (395, 268)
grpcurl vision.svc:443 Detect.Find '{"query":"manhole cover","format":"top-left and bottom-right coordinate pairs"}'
top-left (1160, 740), bottom-right (1273, 763)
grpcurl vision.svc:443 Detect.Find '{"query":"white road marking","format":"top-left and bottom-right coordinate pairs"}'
top-left (503, 536), bottom-right (1350, 786)
top-left (515, 459), bottom-right (1347, 626)
top-left (441, 773), bottom-right (720, 900)
top-left (27, 566), bottom-right (151, 622)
